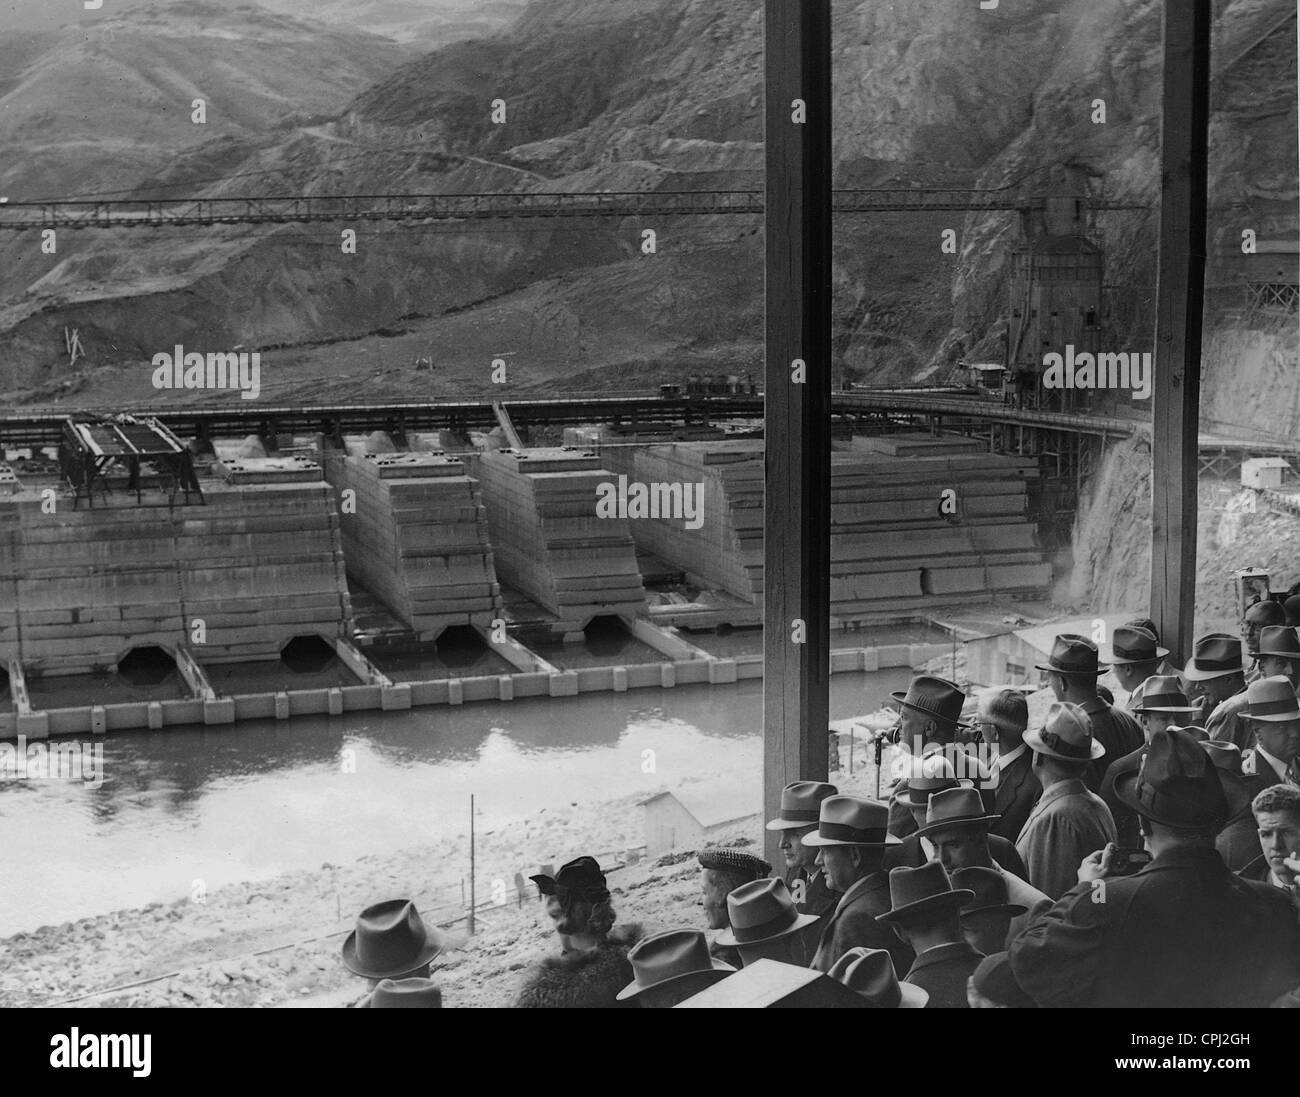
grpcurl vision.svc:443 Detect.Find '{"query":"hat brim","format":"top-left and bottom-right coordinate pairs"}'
top-left (1033, 661), bottom-right (1108, 675)
top-left (877, 889), bottom-right (976, 924)
top-left (801, 830), bottom-right (902, 847)
top-left (340, 928), bottom-right (446, 980)
top-left (764, 818), bottom-right (820, 832)
top-left (615, 960), bottom-right (734, 1001)
top-left (1106, 647), bottom-right (1170, 665)
top-left (960, 901), bottom-right (1028, 918)
top-left (1112, 769), bottom-right (1227, 830)
top-left (714, 911), bottom-right (820, 948)
top-left (898, 982), bottom-right (929, 1008)
top-left (1243, 710), bottom-right (1300, 723)
top-left (1256, 650), bottom-right (1300, 660)
top-left (889, 692), bottom-right (971, 727)
top-left (1023, 726), bottom-right (1106, 761)
top-left (914, 813), bottom-right (1002, 840)
top-left (1132, 704), bottom-right (1199, 714)
top-left (1181, 661), bottom-right (1247, 681)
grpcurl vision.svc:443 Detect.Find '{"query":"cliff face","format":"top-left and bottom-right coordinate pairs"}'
top-left (0, 0), bottom-right (1294, 422)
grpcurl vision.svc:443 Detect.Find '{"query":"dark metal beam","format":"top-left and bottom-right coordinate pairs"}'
top-left (763, 0), bottom-right (832, 866)
top-left (1150, 0), bottom-right (1211, 665)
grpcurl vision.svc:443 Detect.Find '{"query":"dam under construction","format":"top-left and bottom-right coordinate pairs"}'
top-left (0, 397), bottom-right (1056, 738)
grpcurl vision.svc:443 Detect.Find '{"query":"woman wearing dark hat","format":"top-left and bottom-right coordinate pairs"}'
top-left (514, 857), bottom-right (645, 1008)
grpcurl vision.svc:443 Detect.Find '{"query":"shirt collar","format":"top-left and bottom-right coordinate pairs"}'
top-left (992, 743), bottom-right (1027, 772)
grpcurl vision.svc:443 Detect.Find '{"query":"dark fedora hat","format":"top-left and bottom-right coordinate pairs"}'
top-left (877, 863), bottom-right (975, 925)
top-left (530, 856), bottom-right (610, 902)
top-left (1241, 675), bottom-right (1300, 723)
top-left (765, 780), bottom-right (838, 831)
top-left (890, 675), bottom-right (969, 727)
top-left (913, 786), bottom-right (1000, 840)
top-left (1182, 633), bottom-right (1248, 681)
top-left (801, 795), bottom-right (901, 848)
top-left (616, 929), bottom-right (734, 1000)
top-left (896, 753), bottom-right (962, 809)
top-left (1284, 594), bottom-right (1300, 628)
top-left (1114, 727), bottom-right (1228, 830)
top-left (341, 899), bottom-right (447, 980)
top-left (1024, 701), bottom-right (1105, 762)
top-left (971, 952), bottom-right (1037, 1008)
top-left (827, 947), bottom-right (928, 1008)
top-left (1104, 625), bottom-right (1169, 665)
top-left (358, 977), bottom-right (443, 1008)
top-left (1257, 625), bottom-right (1300, 661)
top-left (950, 866), bottom-right (1026, 917)
top-left (1244, 599), bottom-right (1287, 626)
top-left (1198, 739), bottom-right (1254, 815)
top-left (1130, 675), bottom-right (1197, 715)
top-left (715, 878), bottom-right (819, 947)
top-left (1035, 633), bottom-right (1107, 676)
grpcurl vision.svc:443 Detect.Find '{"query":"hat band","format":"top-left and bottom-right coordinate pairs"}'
top-left (1112, 643), bottom-right (1157, 661)
top-left (778, 807), bottom-right (820, 822)
top-left (732, 904), bottom-right (798, 944)
top-left (1143, 693), bottom-right (1191, 709)
top-left (1047, 658), bottom-right (1098, 673)
top-left (1191, 656), bottom-right (1240, 672)
top-left (1249, 697), bottom-right (1300, 716)
top-left (925, 812), bottom-right (985, 830)
top-left (904, 700), bottom-right (961, 722)
top-left (818, 821), bottom-right (889, 844)
top-left (1039, 729), bottom-right (1092, 758)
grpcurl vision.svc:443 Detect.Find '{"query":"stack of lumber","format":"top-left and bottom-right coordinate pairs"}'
top-left (620, 437), bottom-right (1050, 619)
top-left (0, 466), bottom-right (352, 676)
top-left (327, 452), bottom-right (500, 640)
top-left (474, 448), bottom-right (646, 631)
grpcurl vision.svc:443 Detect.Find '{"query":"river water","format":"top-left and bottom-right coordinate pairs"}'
top-left (0, 668), bottom-right (912, 936)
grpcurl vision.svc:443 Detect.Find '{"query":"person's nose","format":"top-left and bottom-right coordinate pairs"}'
top-left (814, 850), bottom-right (825, 866)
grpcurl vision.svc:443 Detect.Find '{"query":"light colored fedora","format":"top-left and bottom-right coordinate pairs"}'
top-left (714, 878), bottom-right (819, 948)
top-left (801, 795), bottom-right (901, 847)
top-left (827, 947), bottom-right (928, 1008)
top-left (616, 929), bottom-right (734, 1001)
top-left (1023, 701), bottom-right (1105, 762)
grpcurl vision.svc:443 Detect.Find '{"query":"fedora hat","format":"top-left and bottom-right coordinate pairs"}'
top-left (715, 878), bottom-right (819, 947)
top-left (1284, 594), bottom-right (1300, 628)
top-left (971, 952), bottom-right (1037, 1008)
top-left (1024, 701), bottom-right (1105, 762)
top-left (1131, 675), bottom-right (1197, 714)
top-left (1200, 738), bottom-right (1243, 776)
top-left (827, 947), bottom-right (928, 1008)
top-left (358, 977), bottom-right (443, 1008)
top-left (896, 753), bottom-right (962, 809)
top-left (1257, 625), bottom-right (1300, 661)
top-left (530, 856), bottom-right (610, 903)
top-left (913, 786), bottom-right (1000, 840)
top-left (950, 866), bottom-right (1026, 917)
top-left (1104, 625), bottom-right (1169, 665)
top-left (890, 675), bottom-right (969, 727)
top-left (877, 863), bottom-right (975, 925)
top-left (1182, 634), bottom-right (1248, 681)
top-left (1114, 727), bottom-right (1228, 830)
top-left (698, 848), bottom-right (770, 880)
top-left (765, 780), bottom-right (838, 831)
top-left (1242, 675), bottom-right (1300, 723)
top-left (341, 899), bottom-right (447, 979)
top-left (1035, 633), bottom-right (1107, 676)
top-left (801, 795), bottom-right (901, 847)
top-left (1244, 599), bottom-right (1287, 626)
top-left (616, 929), bottom-right (734, 1000)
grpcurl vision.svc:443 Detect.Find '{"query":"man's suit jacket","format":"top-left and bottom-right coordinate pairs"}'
top-left (784, 865), bottom-right (842, 967)
top-left (1015, 778), bottom-right (1118, 900)
top-left (1242, 746), bottom-right (1300, 788)
top-left (810, 871), bottom-right (914, 977)
top-left (883, 831), bottom-right (1029, 881)
top-left (902, 940), bottom-right (984, 1009)
top-left (1206, 690), bottom-right (1254, 752)
top-left (1080, 697), bottom-right (1144, 791)
top-left (1099, 744), bottom-right (1146, 850)
top-left (989, 748), bottom-right (1040, 844)
top-left (1010, 846), bottom-right (1300, 1008)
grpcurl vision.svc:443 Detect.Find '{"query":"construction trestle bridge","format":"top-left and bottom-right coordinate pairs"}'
top-left (0, 188), bottom-right (1148, 231)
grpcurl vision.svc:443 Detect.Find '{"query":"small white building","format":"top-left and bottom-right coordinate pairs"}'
top-left (1241, 457), bottom-right (1292, 491)
top-left (639, 783), bottom-right (761, 857)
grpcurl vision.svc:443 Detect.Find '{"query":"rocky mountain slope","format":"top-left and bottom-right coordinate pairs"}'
top-left (0, 0), bottom-right (1294, 430)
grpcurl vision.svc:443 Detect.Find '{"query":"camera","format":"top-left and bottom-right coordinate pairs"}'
top-left (1108, 847), bottom-right (1152, 876)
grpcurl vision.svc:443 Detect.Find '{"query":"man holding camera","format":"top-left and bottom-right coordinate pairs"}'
top-left (1009, 727), bottom-right (1300, 1008)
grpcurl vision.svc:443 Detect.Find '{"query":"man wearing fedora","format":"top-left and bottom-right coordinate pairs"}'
top-left (1240, 676), bottom-right (1300, 788)
top-left (1102, 625), bottom-right (1168, 711)
top-left (886, 675), bottom-right (974, 838)
top-left (1037, 634), bottom-right (1143, 789)
top-left (827, 946), bottom-right (928, 1008)
top-left (972, 687), bottom-right (1041, 843)
top-left (950, 866), bottom-right (1027, 956)
top-left (1184, 633), bottom-right (1251, 751)
top-left (1010, 727), bottom-right (1300, 1008)
top-left (877, 863), bottom-right (981, 1008)
top-left (342, 899), bottom-right (448, 1004)
top-left (765, 780), bottom-right (841, 918)
top-left (884, 756), bottom-right (1027, 878)
top-left (716, 878), bottom-right (820, 967)
top-left (698, 847), bottom-right (772, 968)
top-left (1240, 784), bottom-right (1300, 893)
top-left (1243, 599), bottom-right (1288, 682)
top-left (616, 929), bottom-right (735, 1007)
top-left (918, 788), bottom-right (1050, 945)
top-left (1016, 702), bottom-right (1118, 900)
top-left (1099, 675), bottom-right (1200, 847)
top-left (515, 856), bottom-right (644, 1008)
top-left (1201, 739), bottom-right (1271, 872)
top-left (804, 796), bottom-right (915, 976)
top-left (1256, 625), bottom-right (1300, 690)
